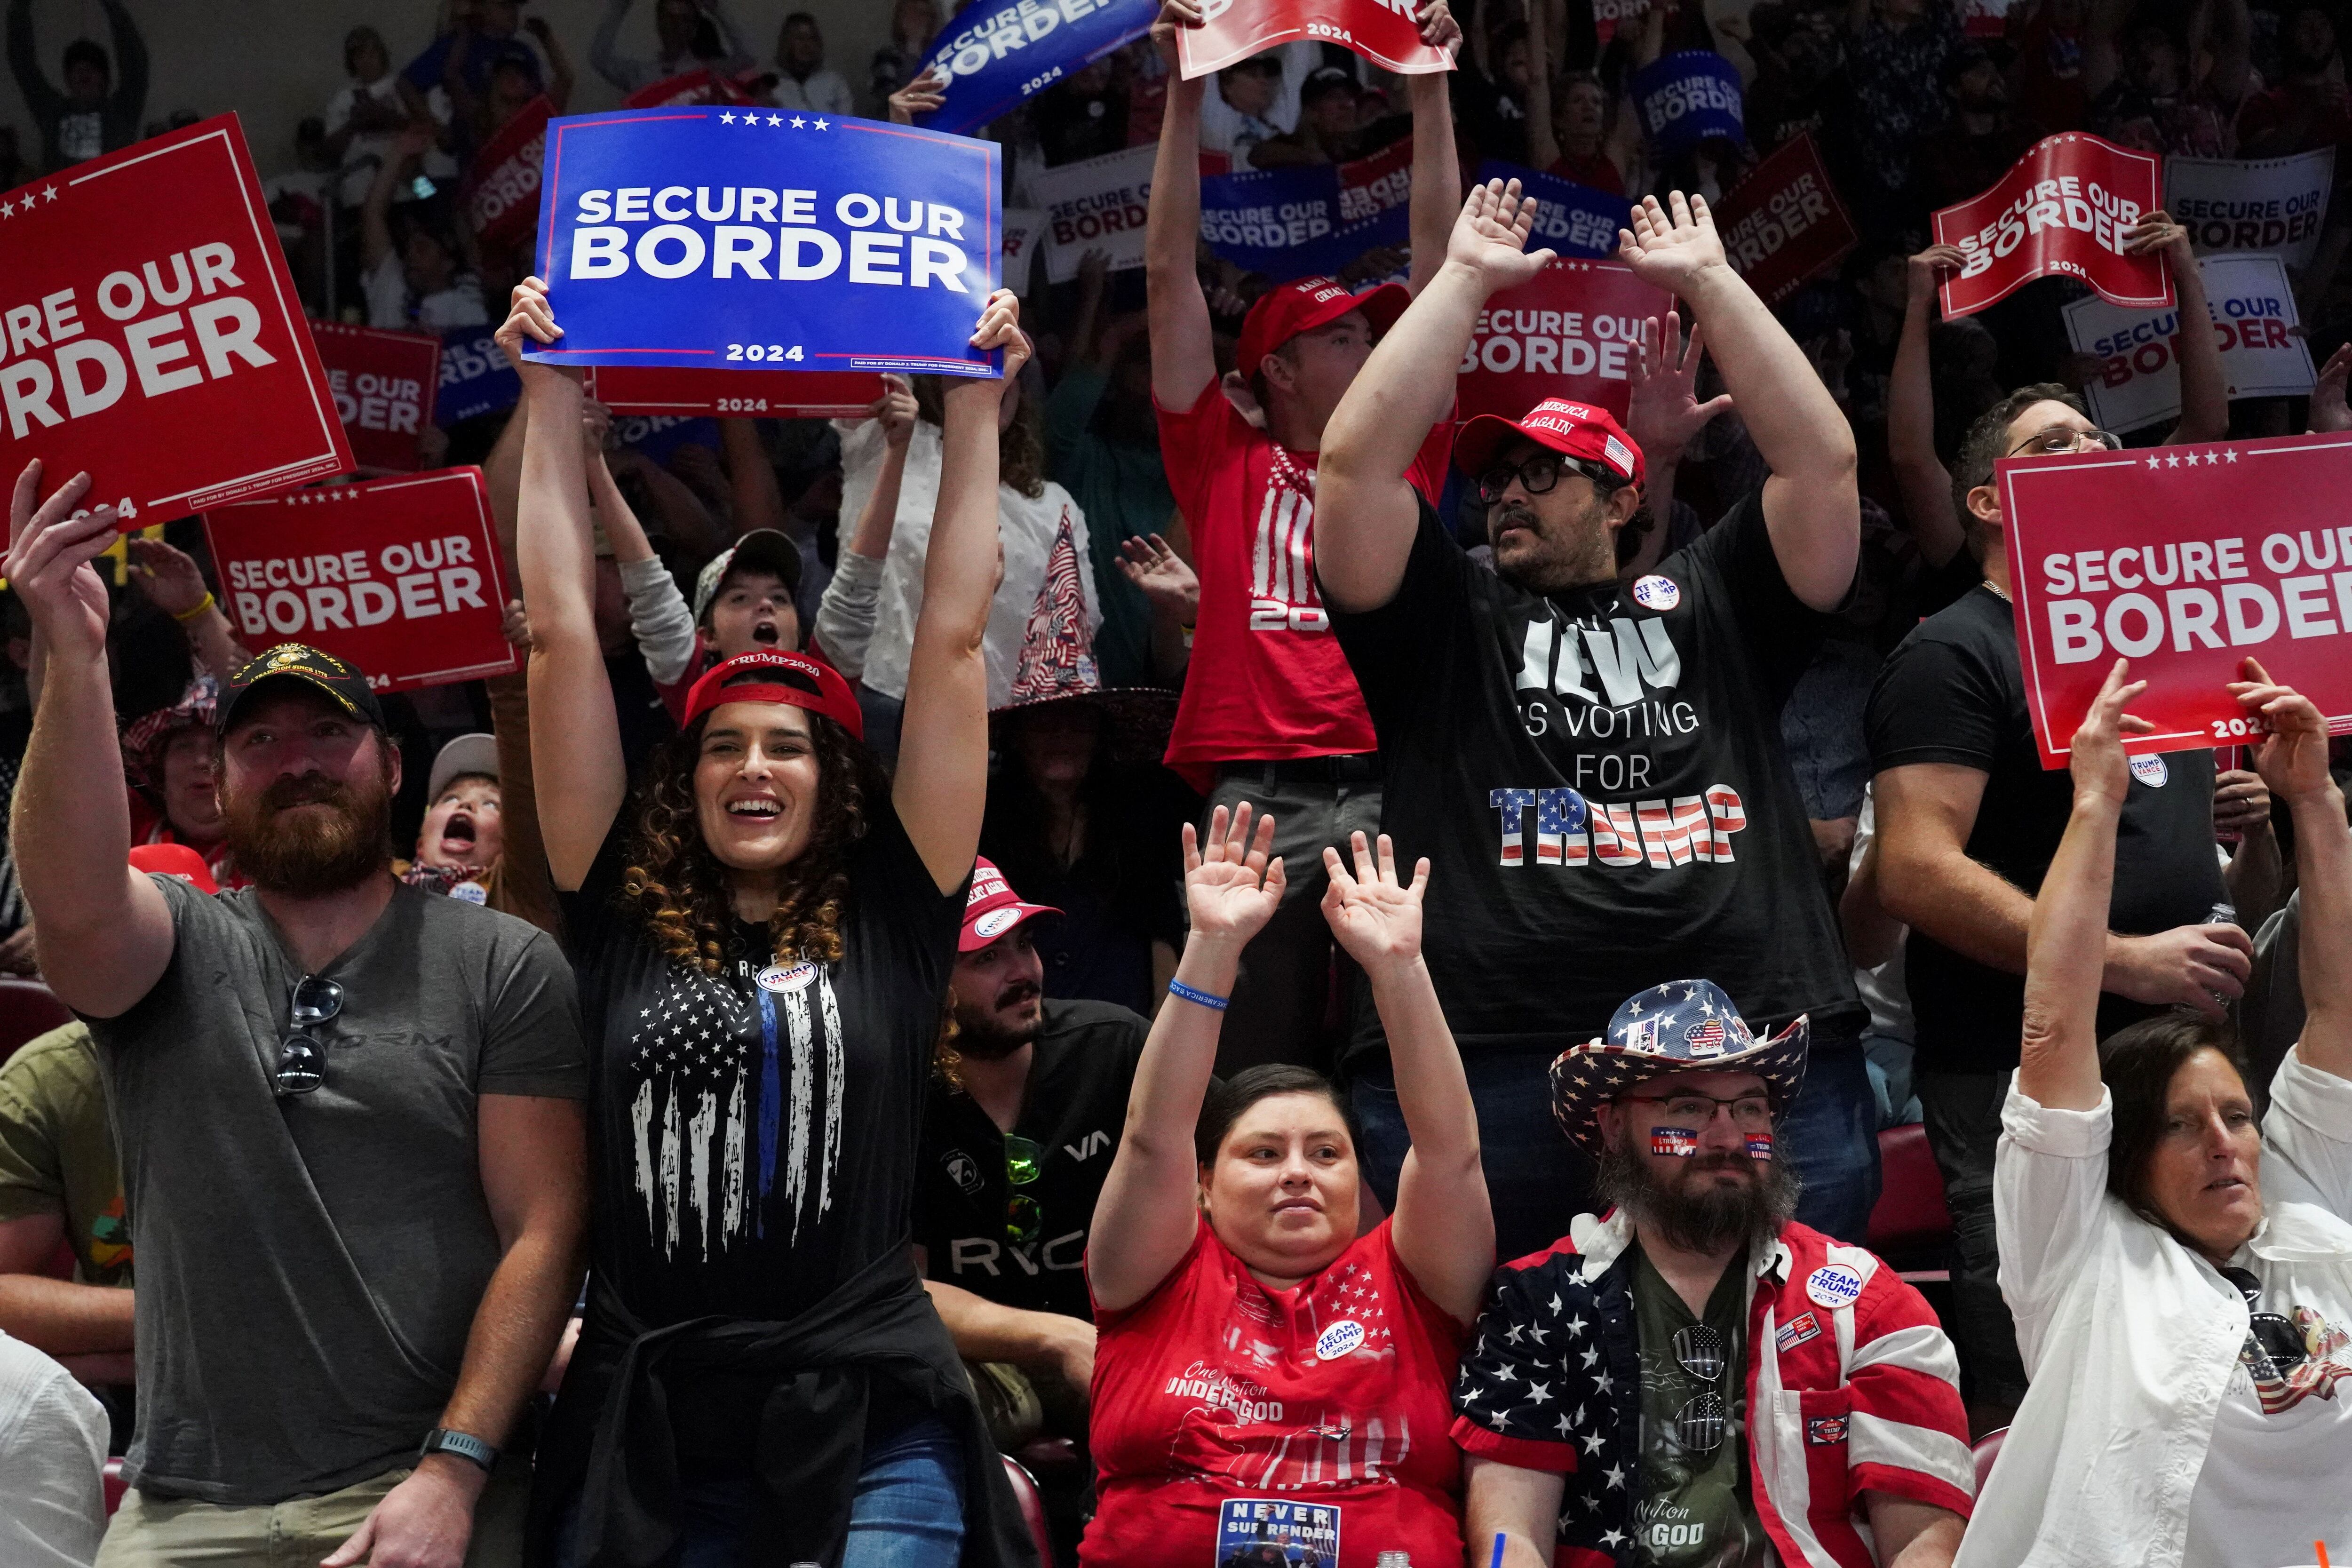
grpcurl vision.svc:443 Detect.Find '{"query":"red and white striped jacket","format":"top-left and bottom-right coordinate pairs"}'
top-left (1451, 1210), bottom-right (1974, 1567)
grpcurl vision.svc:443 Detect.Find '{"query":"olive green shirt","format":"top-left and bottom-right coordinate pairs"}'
top-left (0, 1023), bottom-right (131, 1285)
top-left (1627, 1243), bottom-right (1765, 1568)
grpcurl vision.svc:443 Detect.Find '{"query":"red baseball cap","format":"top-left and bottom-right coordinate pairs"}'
top-left (682, 650), bottom-right (865, 740)
top-left (129, 843), bottom-right (220, 896)
top-left (1234, 276), bottom-right (1410, 381)
top-left (959, 858), bottom-right (1061, 953)
top-left (1454, 396), bottom-right (1647, 492)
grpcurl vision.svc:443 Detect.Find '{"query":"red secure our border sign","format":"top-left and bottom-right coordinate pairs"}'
top-left (2001, 431), bottom-right (2352, 768)
top-left (202, 467), bottom-right (518, 693)
top-left (1177, 0), bottom-right (1452, 77)
top-left (1714, 134), bottom-right (1858, 307)
top-left (1931, 133), bottom-right (2170, 319)
top-left (1456, 258), bottom-right (1669, 423)
top-left (0, 113), bottom-right (350, 521)
top-left (580, 365), bottom-right (883, 418)
top-left (310, 322), bottom-right (441, 472)
top-left (469, 96), bottom-right (553, 255)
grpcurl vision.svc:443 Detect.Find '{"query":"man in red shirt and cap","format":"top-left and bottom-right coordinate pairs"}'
top-left (1143, 0), bottom-right (1463, 1075)
top-left (1313, 185), bottom-right (1876, 1260)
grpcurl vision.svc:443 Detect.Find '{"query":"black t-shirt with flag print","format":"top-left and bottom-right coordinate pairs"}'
top-left (559, 803), bottom-right (965, 1329)
top-left (1328, 490), bottom-right (1865, 1063)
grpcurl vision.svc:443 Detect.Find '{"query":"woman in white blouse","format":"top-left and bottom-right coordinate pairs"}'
top-left (1959, 656), bottom-right (2352, 1568)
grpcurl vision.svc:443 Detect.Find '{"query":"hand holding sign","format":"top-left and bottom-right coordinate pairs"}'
top-left (2231, 658), bottom-right (2334, 807)
top-left (1907, 244), bottom-right (1966, 312)
top-left (1447, 178), bottom-right (1557, 293)
top-left (498, 277), bottom-right (572, 382)
top-left (4, 462), bottom-right (116, 661)
top-left (2065, 657), bottom-right (2158, 805)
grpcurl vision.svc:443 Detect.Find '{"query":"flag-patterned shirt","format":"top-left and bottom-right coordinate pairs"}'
top-left (1452, 1212), bottom-right (1974, 1568)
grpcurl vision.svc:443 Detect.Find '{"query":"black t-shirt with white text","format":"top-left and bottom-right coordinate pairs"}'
top-left (1329, 491), bottom-right (1864, 1061)
top-left (1865, 584), bottom-right (2226, 1073)
top-left (912, 998), bottom-right (1148, 1321)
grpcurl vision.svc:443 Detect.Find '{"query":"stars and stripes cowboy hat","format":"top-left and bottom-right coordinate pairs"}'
top-left (1549, 978), bottom-right (1809, 1156)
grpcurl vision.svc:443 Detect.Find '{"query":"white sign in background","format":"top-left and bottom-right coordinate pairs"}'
top-left (1001, 207), bottom-right (1046, 297)
top-left (1027, 143), bottom-right (1156, 285)
top-left (2063, 252), bottom-right (2317, 432)
top-left (2163, 148), bottom-right (2335, 271)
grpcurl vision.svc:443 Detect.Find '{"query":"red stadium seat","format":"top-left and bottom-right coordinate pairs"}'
top-left (103, 1455), bottom-right (127, 1516)
top-left (1867, 1123), bottom-right (1953, 1282)
top-left (1001, 1455), bottom-right (1054, 1568)
top-left (0, 978), bottom-right (74, 1067)
top-left (1972, 1426), bottom-right (2006, 1495)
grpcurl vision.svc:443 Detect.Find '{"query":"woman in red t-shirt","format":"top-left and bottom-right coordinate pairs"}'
top-left (1083, 807), bottom-right (1495, 1568)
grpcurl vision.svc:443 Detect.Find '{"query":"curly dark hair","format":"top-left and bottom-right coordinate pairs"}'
top-left (618, 699), bottom-right (890, 974)
top-left (912, 374), bottom-right (1048, 499)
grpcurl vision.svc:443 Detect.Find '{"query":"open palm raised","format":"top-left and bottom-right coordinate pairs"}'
top-left (1446, 179), bottom-right (1556, 292)
top-left (1619, 192), bottom-right (1730, 295)
top-left (1184, 803), bottom-right (1287, 944)
top-left (1321, 831), bottom-right (1429, 971)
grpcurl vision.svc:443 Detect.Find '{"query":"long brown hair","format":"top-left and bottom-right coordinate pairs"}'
top-left (619, 703), bottom-right (889, 974)
top-left (913, 374), bottom-right (1047, 499)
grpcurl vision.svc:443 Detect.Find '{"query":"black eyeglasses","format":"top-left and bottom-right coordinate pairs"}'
top-left (274, 976), bottom-right (342, 1098)
top-left (2006, 424), bottom-right (2123, 458)
top-left (1668, 1323), bottom-right (1728, 1453)
top-left (1477, 452), bottom-right (1610, 505)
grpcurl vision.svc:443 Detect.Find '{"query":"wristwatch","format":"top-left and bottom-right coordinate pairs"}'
top-left (418, 1427), bottom-right (498, 1472)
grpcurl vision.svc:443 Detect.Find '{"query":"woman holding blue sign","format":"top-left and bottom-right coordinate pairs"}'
top-left (504, 275), bottom-right (1038, 1568)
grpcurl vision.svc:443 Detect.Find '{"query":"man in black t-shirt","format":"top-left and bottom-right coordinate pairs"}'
top-left (1314, 184), bottom-right (1872, 1262)
top-left (914, 860), bottom-right (1145, 1443)
top-left (1864, 382), bottom-right (2269, 1434)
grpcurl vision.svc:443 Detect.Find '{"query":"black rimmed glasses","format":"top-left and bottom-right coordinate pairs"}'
top-left (1667, 1323), bottom-right (1729, 1453)
top-left (1621, 1092), bottom-right (1776, 1131)
top-left (1004, 1134), bottom-right (1043, 1243)
top-left (1477, 452), bottom-right (1612, 505)
top-left (274, 976), bottom-right (342, 1097)
top-left (2007, 424), bottom-right (2124, 458)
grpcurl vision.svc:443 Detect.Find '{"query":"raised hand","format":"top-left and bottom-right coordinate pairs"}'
top-left (2122, 209), bottom-right (2194, 268)
top-left (1445, 178), bottom-right (1557, 293)
top-left (4, 462), bottom-right (115, 661)
top-left (967, 287), bottom-right (1031, 383)
top-left (495, 276), bottom-right (572, 380)
top-left (1321, 831), bottom-right (1428, 972)
top-left (1151, 0), bottom-right (1206, 67)
top-left (1416, 0), bottom-right (1464, 52)
top-left (1906, 243), bottom-right (1965, 310)
top-left (580, 397), bottom-right (614, 454)
top-left (888, 67), bottom-right (945, 125)
top-left (2229, 657), bottom-right (2333, 806)
top-left (125, 536), bottom-right (214, 619)
top-left (1619, 192), bottom-right (1729, 296)
top-left (1182, 803), bottom-right (1286, 946)
top-left (1626, 308), bottom-right (1732, 465)
top-left (2309, 343), bottom-right (2351, 435)
top-left (874, 373), bottom-right (920, 449)
top-left (2066, 658), bottom-right (2155, 805)
top-left (1115, 533), bottom-right (1199, 618)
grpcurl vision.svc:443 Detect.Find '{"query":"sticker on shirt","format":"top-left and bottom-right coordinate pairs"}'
top-left (755, 961), bottom-right (820, 993)
top-left (2130, 754), bottom-right (2169, 788)
top-left (1776, 1311), bottom-right (1821, 1352)
top-left (1746, 1133), bottom-right (1775, 1161)
top-left (1631, 573), bottom-right (1682, 612)
top-left (970, 907), bottom-right (1022, 941)
top-left (2236, 1300), bottom-right (2352, 1414)
top-left (1314, 1319), bottom-right (1366, 1361)
top-left (943, 1149), bottom-right (984, 1198)
top-left (449, 880), bottom-right (488, 905)
top-left (1651, 1126), bottom-right (1700, 1157)
top-left (1215, 1498), bottom-right (1339, 1566)
top-left (1806, 1415), bottom-right (1849, 1445)
top-left (1684, 1017), bottom-right (1726, 1057)
top-left (1805, 1263), bottom-right (1865, 1311)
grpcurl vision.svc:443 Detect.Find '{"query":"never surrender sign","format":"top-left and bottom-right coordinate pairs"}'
top-left (0, 114), bottom-right (349, 517)
top-left (2002, 432), bottom-right (2352, 767)
top-left (2064, 253), bottom-right (2316, 432)
top-left (312, 322), bottom-right (440, 472)
top-left (2165, 148), bottom-right (2335, 271)
top-left (1931, 133), bottom-right (2168, 318)
top-left (530, 109), bottom-right (1002, 378)
top-left (916, 0), bottom-right (1156, 135)
top-left (204, 468), bottom-right (517, 693)
top-left (1478, 160), bottom-right (1629, 259)
top-left (1714, 134), bottom-right (1857, 306)
top-left (580, 365), bottom-right (882, 418)
top-left (1199, 137), bottom-right (1412, 281)
top-left (1177, 0), bottom-right (1453, 77)
top-left (1457, 258), bottom-right (1667, 423)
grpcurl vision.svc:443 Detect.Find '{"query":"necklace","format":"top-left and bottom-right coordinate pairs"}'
top-left (1980, 579), bottom-right (2012, 604)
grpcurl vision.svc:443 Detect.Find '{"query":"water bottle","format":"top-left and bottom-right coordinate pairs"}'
top-left (2201, 903), bottom-right (2240, 1015)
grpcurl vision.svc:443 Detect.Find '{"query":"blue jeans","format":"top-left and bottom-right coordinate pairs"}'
top-left (558, 1413), bottom-right (965, 1568)
top-left (1352, 1040), bottom-right (1883, 1263)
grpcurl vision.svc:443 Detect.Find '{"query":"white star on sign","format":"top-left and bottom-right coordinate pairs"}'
top-left (740, 115), bottom-right (757, 129)
top-left (2166, 454), bottom-right (2181, 468)
top-left (2147, 455), bottom-right (2162, 469)
top-left (2225, 448), bottom-right (2238, 462)
top-left (812, 118), bottom-right (829, 129)
top-left (2204, 451), bottom-right (2219, 465)
top-left (791, 115), bottom-right (806, 127)
top-left (42, 184), bottom-right (56, 201)
top-left (767, 114), bottom-right (783, 126)
top-left (0, 199), bottom-right (12, 216)
top-left (720, 111), bottom-right (736, 123)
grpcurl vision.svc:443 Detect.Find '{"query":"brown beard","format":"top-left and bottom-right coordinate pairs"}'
top-left (1595, 1124), bottom-right (1801, 1257)
top-left (951, 984), bottom-right (1043, 1061)
top-left (223, 765), bottom-right (393, 897)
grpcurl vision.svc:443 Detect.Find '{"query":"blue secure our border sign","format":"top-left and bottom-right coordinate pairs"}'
top-left (525, 108), bottom-right (1003, 379)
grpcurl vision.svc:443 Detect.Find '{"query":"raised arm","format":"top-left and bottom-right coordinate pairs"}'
top-left (2131, 212), bottom-right (2227, 446)
top-left (1089, 806), bottom-right (1285, 1313)
top-left (100, 0), bottom-right (145, 125)
top-left (893, 292), bottom-right (1025, 893)
top-left (1319, 179), bottom-right (1554, 612)
top-left (1144, 2), bottom-right (1218, 410)
top-left (1620, 192), bottom-right (1857, 609)
top-left (361, 125), bottom-right (431, 274)
top-left (1889, 247), bottom-right (1966, 568)
top-left (589, 0), bottom-right (637, 92)
top-left (1406, 1), bottom-right (1466, 296)
top-left (6, 0), bottom-right (63, 122)
top-left (3, 466), bottom-right (173, 1019)
top-left (2230, 660), bottom-right (2352, 1081)
top-left (126, 537), bottom-right (248, 678)
top-left (813, 380), bottom-right (917, 681)
top-left (1620, 306), bottom-right (1735, 580)
top-left (2017, 661), bottom-right (2149, 1112)
top-left (501, 280), bottom-right (628, 890)
top-left (1323, 833), bottom-right (1491, 1321)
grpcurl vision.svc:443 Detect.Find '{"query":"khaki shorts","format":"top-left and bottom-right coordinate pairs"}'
top-left (95, 1455), bottom-right (528, 1568)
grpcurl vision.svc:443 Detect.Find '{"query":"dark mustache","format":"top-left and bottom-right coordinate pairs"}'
top-left (263, 775), bottom-right (354, 812)
top-left (995, 982), bottom-right (1041, 1010)
top-left (1493, 504), bottom-right (1541, 531)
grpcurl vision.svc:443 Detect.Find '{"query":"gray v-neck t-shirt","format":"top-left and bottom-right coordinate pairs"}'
top-left (86, 874), bottom-right (586, 1503)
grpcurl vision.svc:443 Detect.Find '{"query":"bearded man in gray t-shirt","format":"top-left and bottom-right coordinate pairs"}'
top-left (7, 468), bottom-right (588, 1568)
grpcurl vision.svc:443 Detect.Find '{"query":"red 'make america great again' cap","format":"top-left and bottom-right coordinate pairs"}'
top-left (682, 650), bottom-right (865, 740)
top-left (1453, 396), bottom-right (1647, 492)
top-left (1234, 275), bottom-right (1411, 380)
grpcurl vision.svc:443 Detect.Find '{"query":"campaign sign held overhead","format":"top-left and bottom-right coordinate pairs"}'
top-left (1457, 258), bottom-right (1668, 423)
top-left (0, 114), bottom-right (350, 520)
top-left (203, 468), bottom-right (517, 693)
top-left (310, 322), bottom-right (441, 472)
top-left (2064, 253), bottom-right (2316, 432)
top-left (528, 108), bottom-right (1003, 379)
top-left (1931, 133), bottom-right (2169, 318)
top-left (1477, 160), bottom-right (1630, 259)
top-left (915, 0), bottom-right (1157, 136)
top-left (1629, 51), bottom-right (1743, 153)
top-left (2164, 148), bottom-right (2335, 271)
top-left (1176, 0), bottom-right (1453, 77)
top-left (1713, 134), bottom-right (1858, 305)
top-left (2000, 432), bottom-right (2352, 767)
